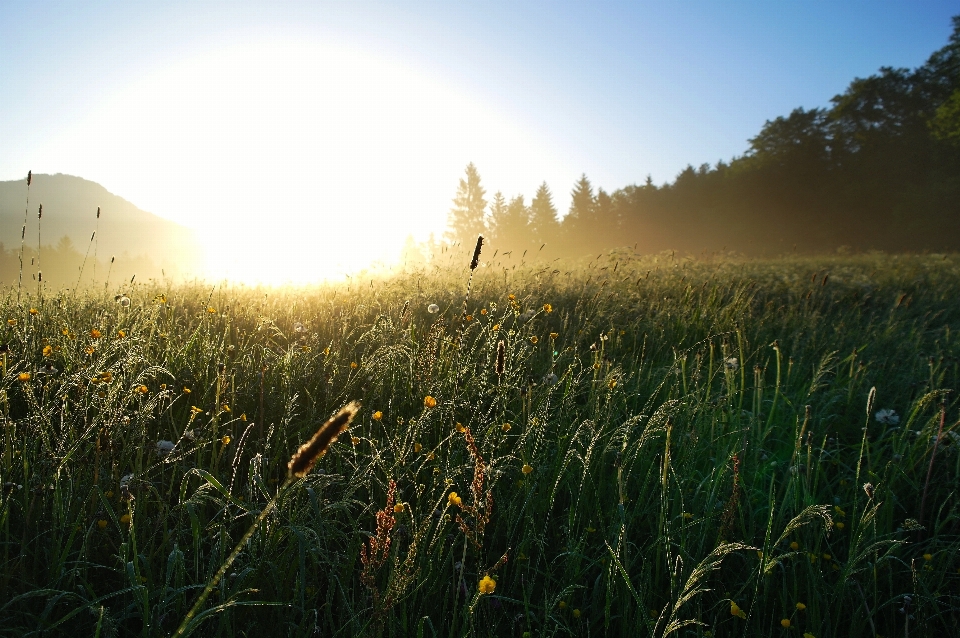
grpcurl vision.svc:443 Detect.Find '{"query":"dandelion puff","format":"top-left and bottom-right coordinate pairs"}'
top-left (156, 440), bottom-right (176, 457)
top-left (874, 409), bottom-right (899, 425)
top-left (287, 401), bottom-right (359, 479)
top-left (543, 372), bottom-right (558, 386)
top-left (724, 357), bottom-right (739, 371)
top-left (427, 303), bottom-right (439, 314)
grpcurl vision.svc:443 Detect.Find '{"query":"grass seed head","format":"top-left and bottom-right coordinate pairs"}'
top-left (288, 401), bottom-right (359, 478)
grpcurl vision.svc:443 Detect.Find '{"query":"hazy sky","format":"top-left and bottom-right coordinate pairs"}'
top-left (1, 1), bottom-right (956, 281)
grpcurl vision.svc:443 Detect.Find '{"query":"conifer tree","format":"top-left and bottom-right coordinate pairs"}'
top-left (529, 181), bottom-right (559, 247)
top-left (445, 163), bottom-right (488, 247)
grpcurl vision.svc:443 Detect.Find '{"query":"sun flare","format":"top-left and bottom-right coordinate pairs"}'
top-left (42, 39), bottom-right (565, 284)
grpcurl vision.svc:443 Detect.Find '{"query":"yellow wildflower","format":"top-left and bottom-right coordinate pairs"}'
top-left (393, 503), bottom-right (404, 513)
top-left (120, 514), bottom-right (131, 524)
top-left (426, 451), bottom-right (435, 460)
top-left (572, 609), bottom-right (580, 618)
top-left (42, 345), bottom-right (52, 357)
top-left (804, 634), bottom-right (816, 638)
top-left (923, 553), bottom-right (932, 561)
top-left (221, 404), bottom-right (231, 413)
top-left (17, 372), bottom-right (30, 382)
top-left (29, 308), bottom-right (38, 315)
top-left (530, 336), bottom-right (538, 344)
top-left (480, 308), bottom-right (487, 315)
top-left (117, 330), bottom-right (126, 338)
top-left (7, 319), bottom-right (16, 326)
top-left (682, 512), bottom-right (693, 520)
top-left (448, 492), bottom-right (462, 507)
top-left (466, 314), bottom-right (473, 321)
top-left (414, 443), bottom-right (422, 453)
top-left (508, 294), bottom-right (515, 301)
top-left (790, 541), bottom-right (799, 550)
top-left (183, 387), bottom-right (191, 394)
top-left (423, 395), bottom-right (437, 408)
top-left (730, 602), bottom-right (746, 619)
top-left (372, 411), bottom-right (383, 421)
top-left (501, 423), bottom-right (511, 432)
top-left (97, 519), bottom-right (108, 529)
top-left (135, 385), bottom-right (148, 394)
top-left (781, 618), bottom-right (791, 628)
top-left (492, 324), bottom-right (500, 331)
top-left (221, 435), bottom-right (231, 445)
top-left (478, 575), bottom-right (496, 594)
top-left (207, 307), bottom-right (216, 314)
top-left (796, 602), bottom-right (806, 610)
top-left (351, 436), bottom-right (360, 445)
top-left (543, 303), bottom-right (552, 312)
top-left (85, 346), bottom-right (95, 355)
top-left (522, 464), bottom-right (533, 475)
top-left (190, 406), bottom-right (203, 414)
top-left (550, 332), bottom-right (559, 339)
top-left (558, 601), bottom-right (566, 609)
top-left (835, 522), bottom-right (845, 530)
top-left (90, 328), bottom-right (101, 338)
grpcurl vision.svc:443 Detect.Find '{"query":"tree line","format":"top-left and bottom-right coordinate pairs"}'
top-left (445, 16), bottom-right (960, 259)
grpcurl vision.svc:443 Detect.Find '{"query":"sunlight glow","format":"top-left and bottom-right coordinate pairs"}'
top-left (41, 39), bottom-right (567, 284)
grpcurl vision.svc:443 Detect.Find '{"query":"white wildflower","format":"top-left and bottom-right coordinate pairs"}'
top-left (724, 357), bottom-right (739, 372)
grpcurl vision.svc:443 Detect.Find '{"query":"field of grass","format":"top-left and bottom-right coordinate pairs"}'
top-left (0, 250), bottom-right (958, 637)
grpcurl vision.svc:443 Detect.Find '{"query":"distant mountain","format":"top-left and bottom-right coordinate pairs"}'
top-left (0, 173), bottom-right (200, 282)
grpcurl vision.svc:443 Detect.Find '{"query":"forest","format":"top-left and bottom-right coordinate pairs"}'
top-left (445, 16), bottom-right (960, 259)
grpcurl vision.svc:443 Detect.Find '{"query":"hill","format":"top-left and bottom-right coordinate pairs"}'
top-left (0, 173), bottom-right (200, 286)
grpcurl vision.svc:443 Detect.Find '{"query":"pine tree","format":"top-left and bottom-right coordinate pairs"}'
top-left (561, 174), bottom-right (595, 249)
top-left (490, 193), bottom-right (531, 253)
top-left (529, 182), bottom-right (559, 247)
top-left (445, 163), bottom-right (488, 247)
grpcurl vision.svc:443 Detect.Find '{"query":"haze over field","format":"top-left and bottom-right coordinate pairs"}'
top-left (1, 2), bottom-right (958, 284)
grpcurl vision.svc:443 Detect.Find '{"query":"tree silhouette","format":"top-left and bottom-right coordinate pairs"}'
top-left (445, 163), bottom-right (488, 247)
top-left (529, 182), bottom-right (559, 248)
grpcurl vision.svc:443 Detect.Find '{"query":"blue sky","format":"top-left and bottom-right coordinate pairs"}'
top-left (0, 1), bottom-right (956, 280)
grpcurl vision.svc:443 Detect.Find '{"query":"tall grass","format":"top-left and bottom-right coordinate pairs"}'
top-left (0, 250), bottom-right (958, 637)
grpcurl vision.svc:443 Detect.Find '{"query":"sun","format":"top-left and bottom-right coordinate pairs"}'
top-left (41, 38), bottom-right (567, 284)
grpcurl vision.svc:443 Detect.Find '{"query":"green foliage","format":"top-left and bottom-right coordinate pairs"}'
top-left (0, 251), bottom-right (958, 636)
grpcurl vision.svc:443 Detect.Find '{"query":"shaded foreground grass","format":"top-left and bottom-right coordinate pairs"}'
top-left (0, 251), bottom-right (958, 637)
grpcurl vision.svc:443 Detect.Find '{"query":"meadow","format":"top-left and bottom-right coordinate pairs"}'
top-left (0, 248), bottom-right (958, 637)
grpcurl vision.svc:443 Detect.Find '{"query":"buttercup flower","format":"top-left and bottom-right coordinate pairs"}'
top-left (372, 411), bottom-right (383, 421)
top-left (730, 602), bottom-right (746, 619)
top-left (448, 492), bottom-right (462, 507)
top-left (478, 575), bottom-right (496, 594)
top-left (522, 464), bottom-right (533, 475)
top-left (543, 303), bottom-right (552, 313)
top-left (424, 395), bottom-right (437, 408)
top-left (781, 618), bottom-right (791, 628)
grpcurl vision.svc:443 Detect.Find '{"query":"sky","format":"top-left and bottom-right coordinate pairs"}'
top-left (1, 1), bottom-right (957, 282)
